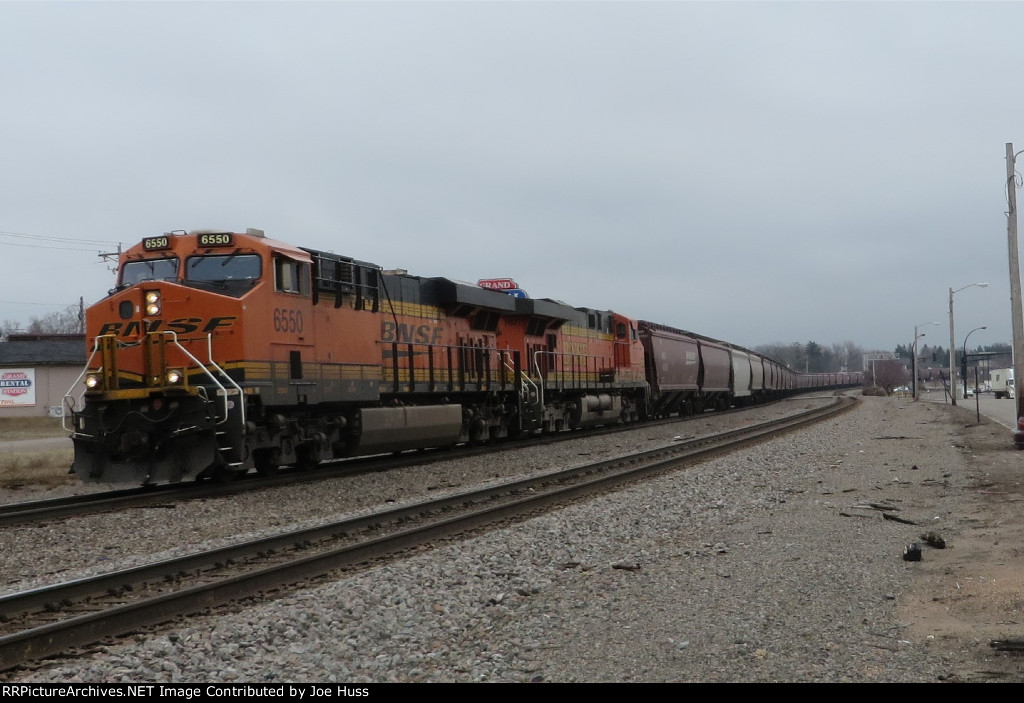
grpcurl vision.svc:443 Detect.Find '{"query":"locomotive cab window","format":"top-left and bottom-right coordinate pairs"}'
top-left (121, 258), bottom-right (180, 286)
top-left (274, 256), bottom-right (310, 296)
top-left (186, 253), bottom-right (262, 282)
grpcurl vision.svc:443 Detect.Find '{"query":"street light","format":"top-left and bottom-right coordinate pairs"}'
top-left (963, 325), bottom-right (987, 399)
top-left (949, 282), bottom-right (989, 405)
top-left (913, 321), bottom-right (939, 401)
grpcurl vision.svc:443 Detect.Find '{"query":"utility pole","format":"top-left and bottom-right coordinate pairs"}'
top-left (912, 333), bottom-right (918, 400)
top-left (1006, 143), bottom-right (1024, 446)
top-left (98, 243), bottom-right (122, 272)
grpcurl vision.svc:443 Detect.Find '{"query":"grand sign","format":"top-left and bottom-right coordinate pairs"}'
top-left (478, 278), bottom-right (528, 298)
top-left (477, 278), bottom-right (519, 291)
top-left (0, 368), bottom-right (35, 407)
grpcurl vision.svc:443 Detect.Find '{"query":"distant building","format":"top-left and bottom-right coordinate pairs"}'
top-left (0, 334), bottom-right (86, 419)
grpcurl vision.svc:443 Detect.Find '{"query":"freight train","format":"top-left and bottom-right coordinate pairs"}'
top-left (64, 228), bottom-right (862, 485)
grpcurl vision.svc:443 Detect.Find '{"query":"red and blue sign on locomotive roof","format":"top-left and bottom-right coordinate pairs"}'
top-left (478, 278), bottom-right (527, 298)
top-left (477, 278), bottom-right (517, 290)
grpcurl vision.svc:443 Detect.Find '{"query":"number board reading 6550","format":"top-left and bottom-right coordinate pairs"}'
top-left (143, 236), bottom-right (170, 251)
top-left (273, 308), bottom-right (304, 334)
top-left (198, 232), bottom-right (233, 247)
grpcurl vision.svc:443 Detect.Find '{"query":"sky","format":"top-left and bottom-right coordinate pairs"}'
top-left (0, 0), bottom-right (1021, 358)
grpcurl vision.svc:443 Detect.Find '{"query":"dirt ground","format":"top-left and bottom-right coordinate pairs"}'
top-left (899, 402), bottom-right (1024, 682)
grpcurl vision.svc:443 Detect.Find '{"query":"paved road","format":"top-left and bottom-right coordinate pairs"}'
top-left (917, 387), bottom-right (1019, 429)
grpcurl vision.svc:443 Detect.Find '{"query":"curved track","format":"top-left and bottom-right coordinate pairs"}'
top-left (0, 393), bottom-right (855, 674)
top-left (0, 400), bottom-right (802, 526)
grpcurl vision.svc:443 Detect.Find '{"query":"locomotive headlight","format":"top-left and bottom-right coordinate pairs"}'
top-left (84, 374), bottom-right (101, 389)
top-left (144, 290), bottom-right (161, 316)
top-left (166, 369), bottom-right (184, 385)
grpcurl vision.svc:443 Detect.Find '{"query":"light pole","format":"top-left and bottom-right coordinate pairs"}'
top-left (963, 325), bottom-right (987, 399)
top-left (949, 282), bottom-right (988, 405)
top-left (913, 321), bottom-right (939, 401)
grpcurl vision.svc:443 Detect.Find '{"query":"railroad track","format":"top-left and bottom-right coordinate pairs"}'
top-left (0, 393), bottom-right (855, 674)
top-left (0, 399), bottom-right (801, 526)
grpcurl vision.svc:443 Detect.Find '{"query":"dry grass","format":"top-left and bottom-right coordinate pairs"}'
top-left (0, 417), bottom-right (75, 489)
top-left (0, 448), bottom-right (75, 489)
top-left (0, 416), bottom-right (68, 440)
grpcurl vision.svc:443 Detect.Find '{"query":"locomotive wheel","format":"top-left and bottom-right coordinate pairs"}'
top-left (212, 466), bottom-right (238, 483)
top-left (201, 460), bottom-right (239, 484)
top-left (192, 450), bottom-right (234, 483)
top-left (254, 448), bottom-right (281, 477)
top-left (294, 445), bottom-right (322, 471)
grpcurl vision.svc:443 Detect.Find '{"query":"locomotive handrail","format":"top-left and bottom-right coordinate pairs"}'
top-left (532, 350), bottom-right (615, 391)
top-left (383, 341), bottom-right (518, 394)
top-left (62, 336), bottom-right (107, 434)
top-left (531, 350), bottom-right (548, 409)
top-left (61, 332), bottom-right (246, 434)
top-left (156, 331), bottom-right (238, 429)
top-left (201, 332), bottom-right (246, 429)
top-left (502, 350), bottom-right (537, 400)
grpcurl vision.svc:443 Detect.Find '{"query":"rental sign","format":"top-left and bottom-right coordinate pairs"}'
top-left (0, 368), bottom-right (35, 407)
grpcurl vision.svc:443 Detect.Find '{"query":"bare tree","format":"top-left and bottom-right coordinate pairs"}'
top-left (873, 359), bottom-right (908, 395)
top-left (756, 340), bottom-right (858, 373)
top-left (26, 304), bottom-right (83, 334)
top-left (830, 341), bottom-right (863, 372)
top-left (0, 320), bottom-right (22, 341)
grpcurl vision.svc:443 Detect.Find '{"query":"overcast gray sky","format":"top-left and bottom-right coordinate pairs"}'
top-left (1, 0), bottom-right (1020, 356)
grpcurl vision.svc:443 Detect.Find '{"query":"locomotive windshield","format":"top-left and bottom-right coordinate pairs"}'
top-left (185, 254), bottom-right (262, 282)
top-left (120, 257), bottom-right (180, 286)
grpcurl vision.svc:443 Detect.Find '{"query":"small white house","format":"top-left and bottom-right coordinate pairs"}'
top-left (0, 334), bottom-right (86, 419)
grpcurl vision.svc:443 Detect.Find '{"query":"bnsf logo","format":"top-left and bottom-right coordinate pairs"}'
top-left (98, 317), bottom-right (238, 337)
top-left (380, 320), bottom-right (444, 345)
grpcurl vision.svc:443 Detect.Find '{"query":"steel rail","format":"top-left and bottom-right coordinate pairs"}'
top-left (0, 396), bottom-right (828, 526)
top-left (0, 394), bottom-right (855, 673)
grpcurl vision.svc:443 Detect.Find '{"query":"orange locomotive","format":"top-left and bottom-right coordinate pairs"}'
top-left (66, 228), bottom-right (649, 484)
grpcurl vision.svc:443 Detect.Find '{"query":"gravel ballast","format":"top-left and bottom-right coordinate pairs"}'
top-left (1, 394), bottom-right (1016, 682)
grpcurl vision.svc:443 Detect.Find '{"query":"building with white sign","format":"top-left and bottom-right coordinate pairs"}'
top-left (0, 334), bottom-right (85, 418)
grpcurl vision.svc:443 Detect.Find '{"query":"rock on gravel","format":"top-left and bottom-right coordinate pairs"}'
top-left (4, 395), bottom-right (1024, 683)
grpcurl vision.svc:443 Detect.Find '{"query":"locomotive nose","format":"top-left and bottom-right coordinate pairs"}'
top-left (116, 429), bottom-right (151, 457)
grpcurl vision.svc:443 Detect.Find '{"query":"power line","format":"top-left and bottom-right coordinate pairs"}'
top-left (0, 229), bottom-right (120, 247)
top-left (0, 300), bottom-right (87, 307)
top-left (0, 240), bottom-right (110, 253)
top-left (0, 230), bottom-right (122, 256)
